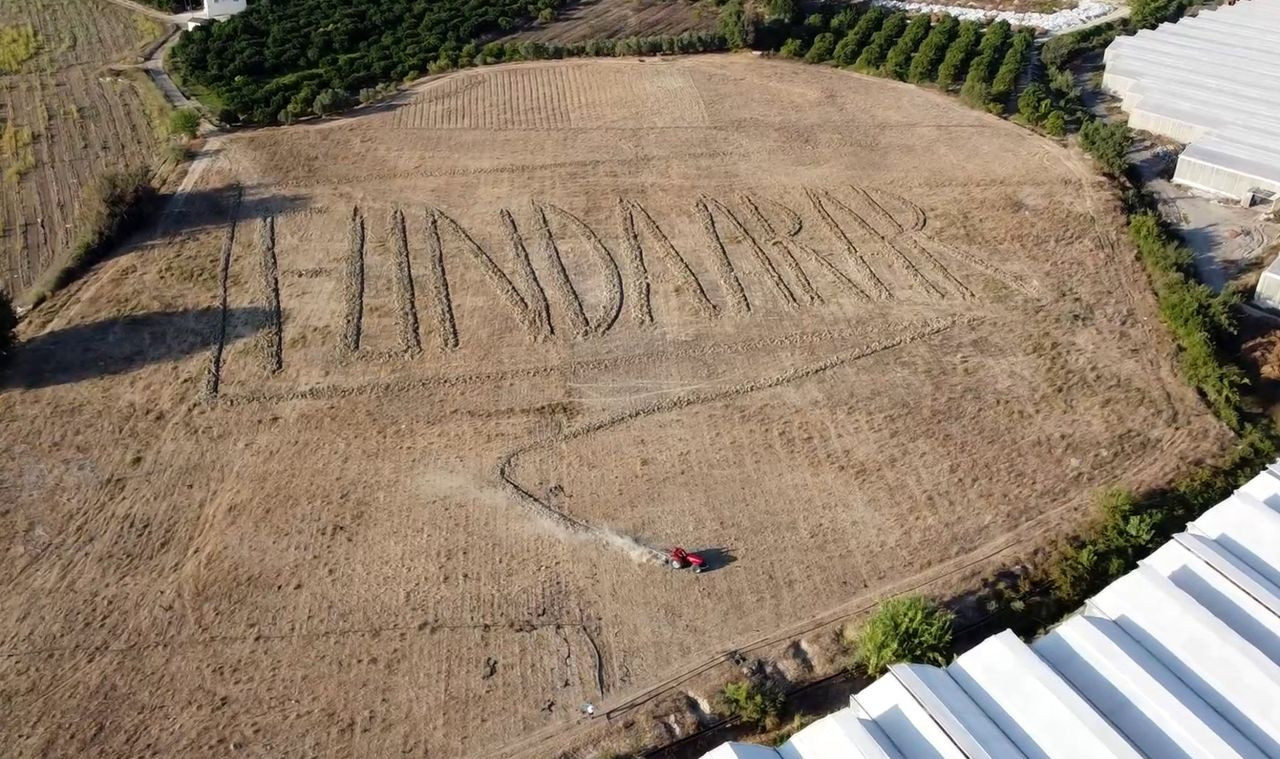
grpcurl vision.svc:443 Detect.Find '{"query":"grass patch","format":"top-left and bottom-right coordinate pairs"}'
top-left (26, 167), bottom-right (156, 307)
top-left (721, 680), bottom-right (785, 730)
top-left (1, 121), bottom-right (36, 184)
top-left (0, 24), bottom-right (40, 73)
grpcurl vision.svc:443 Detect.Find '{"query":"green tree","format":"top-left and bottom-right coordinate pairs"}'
top-left (1044, 110), bottom-right (1067, 136)
top-left (1079, 118), bottom-right (1132, 176)
top-left (767, 0), bottom-right (797, 21)
top-left (883, 14), bottom-right (931, 80)
top-left (778, 37), bottom-right (805, 58)
top-left (803, 32), bottom-right (836, 63)
top-left (167, 108), bottom-right (200, 139)
top-left (832, 7), bottom-right (885, 66)
top-left (852, 596), bottom-right (954, 677)
top-left (936, 21), bottom-right (980, 87)
top-left (853, 11), bottom-right (907, 72)
top-left (312, 88), bottom-right (352, 118)
top-left (907, 14), bottom-right (957, 83)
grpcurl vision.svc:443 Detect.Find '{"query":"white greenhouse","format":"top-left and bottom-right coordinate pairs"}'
top-left (700, 462), bottom-right (1280, 758)
top-left (1102, 0), bottom-right (1280, 206)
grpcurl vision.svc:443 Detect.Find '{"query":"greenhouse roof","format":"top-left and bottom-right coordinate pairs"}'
top-left (700, 462), bottom-right (1280, 758)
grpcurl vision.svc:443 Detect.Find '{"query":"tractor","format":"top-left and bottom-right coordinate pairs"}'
top-left (666, 547), bottom-right (706, 573)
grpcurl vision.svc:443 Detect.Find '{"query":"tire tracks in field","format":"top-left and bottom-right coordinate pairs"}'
top-left (495, 316), bottom-right (970, 552)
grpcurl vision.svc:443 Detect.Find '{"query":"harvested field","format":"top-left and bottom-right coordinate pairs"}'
top-left (0, 56), bottom-right (1229, 757)
top-left (0, 0), bottom-right (167, 298)
top-left (508, 0), bottom-right (718, 43)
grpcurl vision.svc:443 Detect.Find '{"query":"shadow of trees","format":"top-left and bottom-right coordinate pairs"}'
top-left (153, 185), bottom-right (308, 242)
top-left (2, 306), bottom-right (266, 389)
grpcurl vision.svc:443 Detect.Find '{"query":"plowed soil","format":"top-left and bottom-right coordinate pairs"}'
top-left (0, 0), bottom-right (167, 297)
top-left (0, 56), bottom-right (1228, 757)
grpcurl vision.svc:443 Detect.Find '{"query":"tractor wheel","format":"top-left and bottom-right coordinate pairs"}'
top-left (670, 559), bottom-right (683, 569)
top-left (693, 565), bottom-right (704, 573)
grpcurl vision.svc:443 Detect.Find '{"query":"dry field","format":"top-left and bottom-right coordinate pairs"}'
top-left (0, 56), bottom-right (1228, 757)
top-left (0, 0), bottom-right (167, 297)
top-left (508, 0), bottom-right (717, 44)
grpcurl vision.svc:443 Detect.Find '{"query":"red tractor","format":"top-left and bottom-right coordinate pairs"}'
top-left (667, 547), bottom-right (706, 573)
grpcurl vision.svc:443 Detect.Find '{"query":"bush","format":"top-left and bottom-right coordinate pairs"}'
top-left (778, 37), bottom-right (805, 58)
top-left (168, 107), bottom-right (200, 139)
top-left (851, 596), bottom-right (953, 676)
top-left (803, 32), bottom-right (836, 63)
top-left (1044, 110), bottom-right (1067, 136)
top-left (882, 14), bottom-right (931, 80)
top-left (829, 7), bottom-right (858, 34)
top-left (907, 14), bottom-right (957, 83)
top-left (722, 681), bottom-right (785, 729)
top-left (0, 288), bottom-right (16, 363)
top-left (832, 7), bottom-right (885, 66)
top-left (312, 88), bottom-right (353, 117)
top-left (767, 0), bottom-right (798, 21)
top-left (1017, 82), bottom-right (1051, 125)
top-left (1079, 118), bottom-right (1131, 176)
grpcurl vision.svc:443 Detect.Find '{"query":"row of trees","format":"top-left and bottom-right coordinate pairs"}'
top-left (763, 4), bottom-right (1034, 115)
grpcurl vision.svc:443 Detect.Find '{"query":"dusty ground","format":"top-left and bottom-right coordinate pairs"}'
top-left (0, 0), bottom-right (168, 298)
top-left (509, 0), bottom-right (717, 43)
top-left (0, 55), bottom-right (1227, 757)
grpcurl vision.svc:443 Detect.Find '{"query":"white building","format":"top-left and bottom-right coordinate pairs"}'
top-left (187, 0), bottom-right (247, 29)
top-left (700, 461), bottom-right (1280, 758)
top-left (1101, 0), bottom-right (1280, 207)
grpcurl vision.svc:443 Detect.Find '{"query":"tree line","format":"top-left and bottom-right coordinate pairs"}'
top-left (730, 2), bottom-right (1036, 116)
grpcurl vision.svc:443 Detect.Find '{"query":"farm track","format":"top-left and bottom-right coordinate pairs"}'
top-left (202, 186), bottom-right (243, 399)
top-left (257, 216), bottom-right (283, 373)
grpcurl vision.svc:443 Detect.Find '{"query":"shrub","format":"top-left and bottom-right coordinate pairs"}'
top-left (832, 7), bottom-right (885, 66)
top-left (851, 596), bottom-right (953, 677)
top-left (778, 37), bottom-right (805, 58)
top-left (0, 288), bottom-right (16, 363)
top-left (168, 107), bottom-right (200, 139)
top-left (767, 0), bottom-right (798, 21)
top-left (1079, 118), bottom-right (1131, 176)
top-left (829, 7), bottom-right (858, 34)
top-left (1044, 110), bottom-right (1067, 136)
top-left (936, 21), bottom-right (980, 87)
top-left (312, 88), bottom-right (353, 117)
top-left (1017, 82), bottom-right (1051, 125)
top-left (803, 32), bottom-right (836, 63)
top-left (882, 14), bottom-right (932, 80)
top-left (907, 14), bottom-right (957, 83)
top-left (722, 681), bottom-right (785, 729)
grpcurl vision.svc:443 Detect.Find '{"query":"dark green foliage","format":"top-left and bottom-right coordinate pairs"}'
top-left (171, 0), bottom-right (573, 124)
top-left (803, 32), bottom-right (836, 63)
top-left (1041, 21), bottom-right (1120, 69)
top-left (1043, 110), bottom-right (1067, 135)
top-left (989, 28), bottom-right (1033, 103)
top-left (906, 14), bottom-right (957, 83)
top-left (778, 37), bottom-right (805, 58)
top-left (832, 7), bottom-right (885, 66)
top-left (1017, 82), bottom-right (1053, 125)
top-left (853, 11), bottom-right (907, 72)
top-left (1079, 118), bottom-right (1132, 176)
top-left (851, 596), bottom-right (954, 677)
top-left (882, 14), bottom-right (931, 80)
top-left (803, 12), bottom-right (826, 30)
top-left (0, 288), bottom-right (15, 363)
top-left (767, 0), bottom-right (798, 21)
top-left (722, 681), bottom-right (785, 729)
top-left (958, 18), bottom-right (1011, 104)
top-left (719, 0), bottom-right (755, 49)
top-left (312, 87), bottom-right (353, 117)
top-left (829, 7), bottom-right (859, 34)
top-left (935, 20), bottom-right (980, 87)
top-left (1130, 0), bottom-right (1194, 29)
